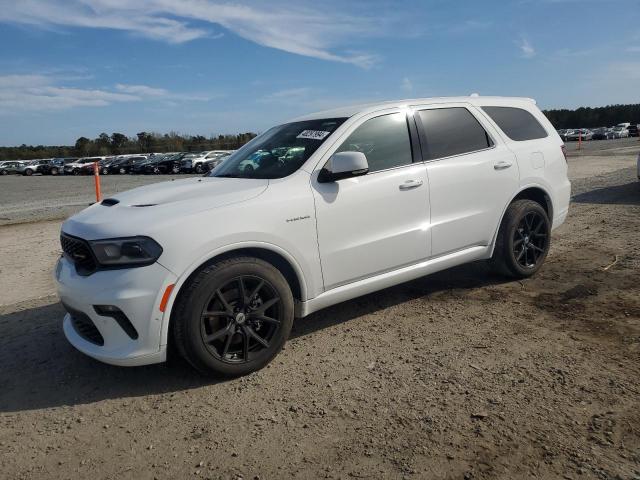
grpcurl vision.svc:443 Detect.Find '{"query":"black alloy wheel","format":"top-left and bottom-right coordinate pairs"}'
top-left (513, 211), bottom-right (548, 269)
top-left (492, 199), bottom-right (551, 278)
top-left (200, 276), bottom-right (282, 364)
top-left (173, 257), bottom-right (294, 376)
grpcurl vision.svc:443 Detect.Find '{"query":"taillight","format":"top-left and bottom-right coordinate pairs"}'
top-left (561, 145), bottom-right (567, 162)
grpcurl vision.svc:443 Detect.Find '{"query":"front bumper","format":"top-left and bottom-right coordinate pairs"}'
top-left (55, 256), bottom-right (177, 366)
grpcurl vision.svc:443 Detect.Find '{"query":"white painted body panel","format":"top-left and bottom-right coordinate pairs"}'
top-left (55, 96), bottom-right (571, 366)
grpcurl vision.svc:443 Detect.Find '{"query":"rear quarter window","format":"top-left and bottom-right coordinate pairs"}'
top-left (482, 106), bottom-right (548, 141)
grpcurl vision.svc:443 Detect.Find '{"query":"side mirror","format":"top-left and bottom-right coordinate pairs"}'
top-left (318, 151), bottom-right (369, 183)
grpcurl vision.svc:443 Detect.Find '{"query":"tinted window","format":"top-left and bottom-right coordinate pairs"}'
top-left (417, 107), bottom-right (492, 160)
top-left (482, 106), bottom-right (548, 141)
top-left (336, 113), bottom-right (413, 173)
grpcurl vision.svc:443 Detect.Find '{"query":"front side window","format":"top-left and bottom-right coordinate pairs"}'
top-left (417, 107), bottom-right (493, 161)
top-left (212, 118), bottom-right (347, 179)
top-left (335, 113), bottom-right (413, 173)
top-left (482, 106), bottom-right (548, 141)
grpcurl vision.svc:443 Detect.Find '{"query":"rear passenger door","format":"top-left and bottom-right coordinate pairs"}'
top-left (413, 104), bottom-right (519, 257)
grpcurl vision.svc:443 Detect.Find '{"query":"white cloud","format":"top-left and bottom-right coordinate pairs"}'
top-left (519, 37), bottom-right (536, 59)
top-left (0, 0), bottom-right (383, 68)
top-left (260, 87), bottom-right (315, 102)
top-left (115, 84), bottom-right (168, 96)
top-left (401, 77), bottom-right (413, 93)
top-left (0, 75), bottom-right (197, 112)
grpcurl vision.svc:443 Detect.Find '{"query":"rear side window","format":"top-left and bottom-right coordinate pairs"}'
top-left (482, 106), bottom-right (548, 141)
top-left (417, 107), bottom-right (493, 160)
top-left (336, 113), bottom-right (413, 173)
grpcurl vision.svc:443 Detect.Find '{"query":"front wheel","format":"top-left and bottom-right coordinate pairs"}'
top-left (24, 169), bottom-right (33, 176)
top-left (491, 199), bottom-right (551, 278)
top-left (194, 164), bottom-right (204, 174)
top-left (173, 257), bottom-right (294, 377)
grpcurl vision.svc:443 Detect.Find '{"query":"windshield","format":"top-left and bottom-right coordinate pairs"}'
top-left (210, 118), bottom-right (347, 179)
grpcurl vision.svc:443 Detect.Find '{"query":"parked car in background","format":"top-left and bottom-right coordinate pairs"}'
top-left (130, 156), bottom-right (158, 174)
top-left (107, 156), bottom-right (148, 174)
top-left (39, 158), bottom-right (65, 175)
top-left (566, 129), bottom-right (593, 141)
top-left (64, 157), bottom-right (105, 175)
top-left (180, 151), bottom-right (234, 174)
top-left (143, 153), bottom-right (184, 174)
top-left (55, 95), bottom-right (570, 376)
top-left (18, 159), bottom-right (49, 176)
top-left (592, 127), bottom-right (614, 140)
top-left (628, 124), bottom-right (639, 137)
top-left (0, 161), bottom-right (25, 175)
top-left (611, 126), bottom-right (629, 138)
top-left (203, 152), bottom-right (233, 172)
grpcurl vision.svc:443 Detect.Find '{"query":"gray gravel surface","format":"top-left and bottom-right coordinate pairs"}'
top-left (0, 150), bottom-right (639, 479)
top-left (0, 174), bottom-right (197, 226)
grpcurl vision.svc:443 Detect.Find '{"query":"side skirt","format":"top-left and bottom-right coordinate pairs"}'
top-left (296, 245), bottom-right (489, 317)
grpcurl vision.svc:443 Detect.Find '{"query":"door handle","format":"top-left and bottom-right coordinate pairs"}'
top-left (494, 161), bottom-right (513, 170)
top-left (399, 179), bottom-right (423, 190)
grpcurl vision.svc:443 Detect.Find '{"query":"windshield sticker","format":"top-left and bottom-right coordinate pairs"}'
top-left (297, 130), bottom-right (331, 140)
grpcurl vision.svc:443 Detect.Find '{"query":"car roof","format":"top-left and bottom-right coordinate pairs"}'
top-left (291, 95), bottom-right (538, 121)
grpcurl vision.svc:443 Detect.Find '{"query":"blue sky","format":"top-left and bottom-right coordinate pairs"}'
top-left (0, 0), bottom-right (638, 146)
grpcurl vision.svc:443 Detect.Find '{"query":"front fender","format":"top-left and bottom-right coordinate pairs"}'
top-left (158, 240), bottom-right (310, 347)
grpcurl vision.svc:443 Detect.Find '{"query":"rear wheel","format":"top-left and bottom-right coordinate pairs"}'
top-left (492, 199), bottom-right (550, 278)
top-left (173, 257), bottom-right (294, 377)
top-left (50, 167), bottom-right (59, 175)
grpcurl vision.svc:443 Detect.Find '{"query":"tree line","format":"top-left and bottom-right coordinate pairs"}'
top-left (1, 103), bottom-right (639, 161)
top-left (543, 104), bottom-right (640, 129)
top-left (0, 131), bottom-right (257, 161)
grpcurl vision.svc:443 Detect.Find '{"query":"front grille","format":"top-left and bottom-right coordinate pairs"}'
top-left (63, 303), bottom-right (105, 346)
top-left (60, 233), bottom-right (97, 276)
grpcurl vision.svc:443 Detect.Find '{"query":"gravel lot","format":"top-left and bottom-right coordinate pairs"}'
top-left (0, 139), bottom-right (639, 479)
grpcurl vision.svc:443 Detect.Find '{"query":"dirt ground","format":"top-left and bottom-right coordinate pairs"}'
top-left (0, 140), bottom-right (639, 479)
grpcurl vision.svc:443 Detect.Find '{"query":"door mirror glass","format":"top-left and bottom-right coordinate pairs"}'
top-left (318, 151), bottom-right (369, 183)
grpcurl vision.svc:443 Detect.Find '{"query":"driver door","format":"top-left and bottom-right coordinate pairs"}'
top-left (311, 111), bottom-right (431, 290)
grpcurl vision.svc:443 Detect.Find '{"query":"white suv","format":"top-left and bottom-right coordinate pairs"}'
top-left (55, 96), bottom-right (570, 376)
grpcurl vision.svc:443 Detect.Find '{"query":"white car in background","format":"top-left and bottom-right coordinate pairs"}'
top-left (64, 157), bottom-right (106, 175)
top-left (611, 126), bottom-right (629, 139)
top-left (55, 95), bottom-right (570, 376)
top-left (181, 150), bottom-right (235, 174)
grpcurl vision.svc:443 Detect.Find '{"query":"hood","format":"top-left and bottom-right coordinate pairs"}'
top-left (62, 176), bottom-right (268, 240)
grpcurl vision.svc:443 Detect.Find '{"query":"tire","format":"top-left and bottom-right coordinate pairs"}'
top-left (491, 199), bottom-right (551, 279)
top-left (173, 257), bottom-right (294, 377)
top-left (119, 167), bottom-right (126, 174)
top-left (73, 169), bottom-right (80, 175)
top-left (1, 170), bottom-right (7, 175)
top-left (194, 164), bottom-right (204, 174)
top-left (50, 167), bottom-right (59, 175)
top-left (24, 169), bottom-right (33, 176)
top-left (101, 168), bottom-right (109, 175)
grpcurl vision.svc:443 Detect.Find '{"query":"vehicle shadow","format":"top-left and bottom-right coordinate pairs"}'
top-left (0, 262), bottom-right (507, 413)
top-left (572, 181), bottom-right (640, 206)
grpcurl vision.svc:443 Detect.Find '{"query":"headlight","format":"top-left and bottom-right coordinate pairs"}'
top-left (89, 236), bottom-right (163, 267)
